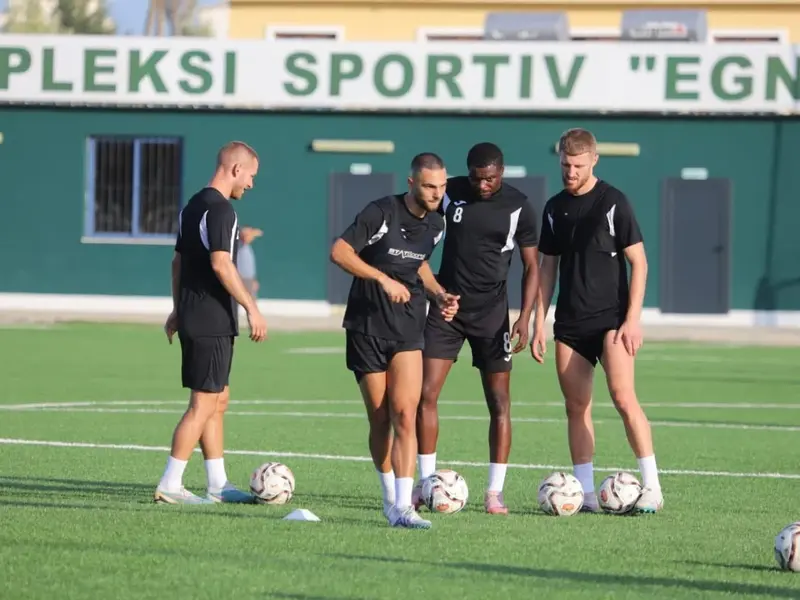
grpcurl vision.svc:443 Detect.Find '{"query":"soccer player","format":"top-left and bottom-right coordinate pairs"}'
top-left (416, 142), bottom-right (540, 515)
top-left (531, 128), bottom-right (663, 513)
top-left (155, 141), bottom-right (267, 505)
top-left (330, 152), bottom-right (459, 530)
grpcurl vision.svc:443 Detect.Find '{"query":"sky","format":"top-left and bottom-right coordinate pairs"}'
top-left (0, 0), bottom-right (219, 35)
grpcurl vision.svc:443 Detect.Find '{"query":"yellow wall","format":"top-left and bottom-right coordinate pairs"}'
top-left (229, 1), bottom-right (800, 42)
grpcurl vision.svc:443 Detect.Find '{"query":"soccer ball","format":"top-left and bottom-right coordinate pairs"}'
top-left (249, 462), bottom-right (295, 505)
top-left (537, 471), bottom-right (584, 516)
top-left (598, 471), bottom-right (643, 515)
top-left (421, 469), bottom-right (469, 514)
top-left (774, 522), bottom-right (800, 571)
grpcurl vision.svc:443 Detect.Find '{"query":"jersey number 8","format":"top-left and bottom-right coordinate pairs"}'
top-left (452, 206), bottom-right (463, 223)
top-left (503, 331), bottom-right (513, 354)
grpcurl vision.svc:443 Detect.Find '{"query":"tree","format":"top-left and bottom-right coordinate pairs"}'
top-left (3, 0), bottom-right (61, 34)
top-left (3, 0), bottom-right (116, 35)
top-left (54, 0), bottom-right (116, 35)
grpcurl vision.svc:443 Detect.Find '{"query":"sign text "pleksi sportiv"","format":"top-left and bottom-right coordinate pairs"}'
top-left (0, 35), bottom-right (798, 113)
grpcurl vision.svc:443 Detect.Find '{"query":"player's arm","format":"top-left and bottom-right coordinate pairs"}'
top-left (616, 194), bottom-right (647, 324)
top-left (164, 227), bottom-right (183, 343)
top-left (623, 242), bottom-right (647, 323)
top-left (206, 204), bottom-right (260, 317)
top-left (330, 202), bottom-right (389, 284)
top-left (170, 252), bottom-right (181, 312)
top-left (535, 254), bottom-right (559, 327)
top-left (533, 205), bottom-right (560, 329)
top-left (330, 202), bottom-right (409, 303)
top-left (418, 261), bottom-right (445, 299)
top-left (614, 194), bottom-right (647, 355)
top-left (515, 200), bottom-right (541, 322)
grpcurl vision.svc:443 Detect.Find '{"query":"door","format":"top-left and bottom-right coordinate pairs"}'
top-left (327, 172), bottom-right (395, 305)
top-left (504, 176), bottom-right (548, 311)
top-left (660, 178), bottom-right (732, 314)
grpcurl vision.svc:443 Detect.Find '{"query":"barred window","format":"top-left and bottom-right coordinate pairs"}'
top-left (86, 137), bottom-right (183, 238)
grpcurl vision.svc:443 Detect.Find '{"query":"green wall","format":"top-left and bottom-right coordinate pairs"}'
top-left (1, 107), bottom-right (799, 310)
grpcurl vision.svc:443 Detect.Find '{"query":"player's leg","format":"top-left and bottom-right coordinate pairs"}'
top-left (346, 331), bottom-right (395, 516)
top-left (387, 348), bottom-right (430, 529)
top-left (415, 311), bottom-right (464, 506)
top-left (198, 337), bottom-right (252, 503)
top-left (554, 336), bottom-right (599, 512)
top-left (469, 303), bottom-right (513, 514)
top-left (155, 336), bottom-right (220, 504)
top-left (600, 331), bottom-right (663, 513)
top-left (358, 372), bottom-right (394, 517)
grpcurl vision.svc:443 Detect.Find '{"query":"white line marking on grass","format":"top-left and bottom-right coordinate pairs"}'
top-left (5, 405), bottom-right (800, 432)
top-left (5, 399), bottom-right (800, 410)
top-left (1, 437), bottom-right (798, 480)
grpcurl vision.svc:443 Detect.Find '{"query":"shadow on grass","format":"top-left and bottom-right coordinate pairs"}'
top-left (324, 553), bottom-right (796, 598)
top-left (678, 559), bottom-right (781, 574)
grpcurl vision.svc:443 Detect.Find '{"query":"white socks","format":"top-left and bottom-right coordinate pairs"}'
top-left (574, 462), bottom-right (595, 495)
top-left (395, 477), bottom-right (414, 510)
top-left (158, 456), bottom-right (188, 492)
top-left (487, 463), bottom-right (507, 493)
top-left (637, 455), bottom-right (661, 491)
top-left (417, 453), bottom-right (437, 480)
top-left (158, 456), bottom-right (231, 492)
top-left (205, 457), bottom-right (228, 491)
top-left (377, 469), bottom-right (396, 505)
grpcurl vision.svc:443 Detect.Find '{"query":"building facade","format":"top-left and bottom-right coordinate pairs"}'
top-left (228, 0), bottom-right (800, 43)
top-left (0, 34), bottom-right (798, 324)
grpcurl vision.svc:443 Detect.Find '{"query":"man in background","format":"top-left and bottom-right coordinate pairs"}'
top-left (237, 226), bottom-right (263, 299)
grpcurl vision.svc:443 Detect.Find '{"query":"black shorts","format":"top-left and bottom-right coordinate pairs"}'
top-left (346, 330), bottom-right (423, 381)
top-left (179, 334), bottom-right (235, 393)
top-left (423, 296), bottom-right (512, 373)
top-left (554, 329), bottom-right (611, 367)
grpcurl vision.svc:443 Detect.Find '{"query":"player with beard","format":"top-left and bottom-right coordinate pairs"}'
top-left (330, 152), bottom-right (459, 529)
top-left (531, 128), bottom-right (663, 513)
top-left (415, 142), bottom-right (540, 515)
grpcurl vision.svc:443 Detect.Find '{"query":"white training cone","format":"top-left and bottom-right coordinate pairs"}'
top-left (283, 509), bottom-right (320, 522)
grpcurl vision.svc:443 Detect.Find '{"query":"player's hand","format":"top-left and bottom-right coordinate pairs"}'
top-left (509, 316), bottom-right (529, 353)
top-left (247, 309), bottom-right (268, 343)
top-left (530, 324), bottom-right (547, 364)
top-left (614, 319), bottom-right (643, 356)
top-left (435, 291), bottom-right (460, 322)
top-left (379, 276), bottom-right (411, 303)
top-left (164, 311), bottom-right (179, 345)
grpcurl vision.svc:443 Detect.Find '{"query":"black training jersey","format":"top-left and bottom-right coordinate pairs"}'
top-left (538, 180), bottom-right (643, 334)
top-left (340, 194), bottom-right (445, 342)
top-left (174, 187), bottom-right (240, 338)
top-left (437, 176), bottom-right (539, 311)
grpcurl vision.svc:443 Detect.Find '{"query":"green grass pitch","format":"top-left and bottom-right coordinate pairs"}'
top-left (1, 322), bottom-right (800, 599)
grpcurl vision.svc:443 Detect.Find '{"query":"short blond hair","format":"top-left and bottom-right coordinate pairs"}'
top-left (217, 141), bottom-right (259, 166)
top-left (558, 128), bottom-right (597, 156)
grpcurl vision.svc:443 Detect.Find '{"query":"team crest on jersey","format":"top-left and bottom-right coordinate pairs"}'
top-left (388, 248), bottom-right (426, 260)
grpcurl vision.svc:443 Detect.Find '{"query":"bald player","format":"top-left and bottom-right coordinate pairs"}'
top-left (156, 141), bottom-right (267, 505)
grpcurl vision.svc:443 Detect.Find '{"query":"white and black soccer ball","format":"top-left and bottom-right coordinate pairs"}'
top-left (537, 471), bottom-right (584, 516)
top-left (249, 461), bottom-right (295, 505)
top-left (421, 469), bottom-right (469, 514)
top-left (775, 522), bottom-right (800, 571)
top-left (598, 471), bottom-right (643, 515)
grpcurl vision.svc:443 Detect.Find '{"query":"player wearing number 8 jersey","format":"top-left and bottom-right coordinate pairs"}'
top-left (416, 143), bottom-right (540, 515)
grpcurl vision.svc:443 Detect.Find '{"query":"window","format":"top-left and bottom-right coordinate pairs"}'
top-left (265, 25), bottom-right (344, 41)
top-left (84, 137), bottom-right (183, 243)
top-left (570, 28), bottom-right (621, 42)
top-left (417, 27), bottom-right (483, 42)
top-left (711, 29), bottom-right (787, 43)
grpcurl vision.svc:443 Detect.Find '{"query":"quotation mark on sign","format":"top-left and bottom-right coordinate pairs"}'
top-left (629, 56), bottom-right (658, 72)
